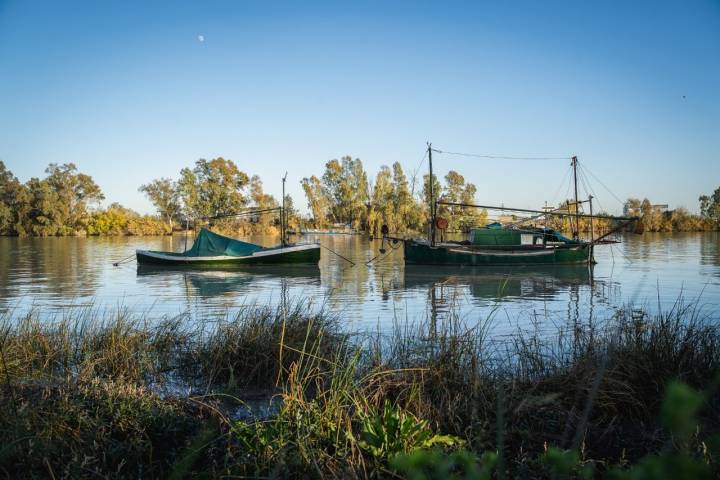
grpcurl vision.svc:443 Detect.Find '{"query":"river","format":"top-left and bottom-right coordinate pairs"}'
top-left (1, 232), bottom-right (718, 334)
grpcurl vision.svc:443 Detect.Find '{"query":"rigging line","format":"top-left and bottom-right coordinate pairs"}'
top-left (409, 149), bottom-right (428, 197)
top-left (579, 167), bottom-right (606, 214)
top-left (579, 163), bottom-right (625, 207)
top-left (432, 149), bottom-right (571, 161)
top-left (577, 168), bottom-right (593, 209)
top-left (550, 164), bottom-right (573, 206)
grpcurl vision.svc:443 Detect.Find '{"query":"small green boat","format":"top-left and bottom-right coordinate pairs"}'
top-left (403, 226), bottom-right (592, 266)
top-left (136, 228), bottom-right (321, 266)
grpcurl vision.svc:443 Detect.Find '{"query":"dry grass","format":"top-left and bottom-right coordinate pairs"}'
top-left (0, 299), bottom-right (718, 478)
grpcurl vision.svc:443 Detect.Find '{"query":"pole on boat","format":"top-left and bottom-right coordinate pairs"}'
top-left (428, 142), bottom-right (436, 246)
top-left (588, 195), bottom-right (594, 264)
top-left (281, 172), bottom-right (287, 247)
top-left (184, 216), bottom-right (189, 252)
top-left (572, 156), bottom-right (579, 241)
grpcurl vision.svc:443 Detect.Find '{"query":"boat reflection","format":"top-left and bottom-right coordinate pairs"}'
top-left (401, 265), bottom-right (593, 301)
top-left (136, 265), bottom-right (321, 298)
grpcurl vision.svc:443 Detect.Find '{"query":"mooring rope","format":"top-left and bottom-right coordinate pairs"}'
top-left (112, 253), bottom-right (136, 267)
top-left (320, 245), bottom-right (356, 267)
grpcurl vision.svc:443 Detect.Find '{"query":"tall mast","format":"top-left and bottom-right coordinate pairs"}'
top-left (281, 172), bottom-right (287, 247)
top-left (428, 142), bottom-right (435, 246)
top-left (572, 156), bottom-right (579, 240)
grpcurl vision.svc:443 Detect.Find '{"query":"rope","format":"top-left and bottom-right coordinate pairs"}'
top-left (409, 149), bottom-right (428, 197)
top-left (579, 163), bottom-right (625, 207)
top-left (112, 253), bottom-right (136, 267)
top-left (320, 245), bottom-right (356, 266)
top-left (365, 238), bottom-right (402, 266)
top-left (432, 149), bottom-right (571, 161)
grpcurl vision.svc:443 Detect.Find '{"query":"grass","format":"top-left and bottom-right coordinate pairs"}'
top-left (0, 299), bottom-right (718, 478)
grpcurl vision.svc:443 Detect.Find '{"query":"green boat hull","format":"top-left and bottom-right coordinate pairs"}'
top-left (404, 241), bottom-right (591, 266)
top-left (136, 245), bottom-right (321, 266)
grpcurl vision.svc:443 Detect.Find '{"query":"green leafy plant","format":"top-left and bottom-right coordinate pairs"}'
top-left (358, 400), bottom-right (462, 461)
top-left (391, 449), bottom-right (496, 480)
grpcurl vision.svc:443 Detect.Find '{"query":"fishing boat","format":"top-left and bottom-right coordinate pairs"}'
top-left (403, 225), bottom-right (592, 266)
top-left (384, 144), bottom-right (639, 267)
top-left (136, 174), bottom-right (320, 267)
top-left (136, 228), bottom-right (321, 266)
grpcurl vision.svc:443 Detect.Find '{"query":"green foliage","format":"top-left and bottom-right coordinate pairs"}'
top-left (249, 174), bottom-right (279, 231)
top-left (321, 156), bottom-right (370, 228)
top-left (358, 400), bottom-right (462, 460)
top-left (699, 186), bottom-right (720, 226)
top-left (624, 197), bottom-right (714, 232)
top-left (139, 177), bottom-right (180, 229)
top-left (542, 447), bottom-right (594, 479)
top-left (177, 157), bottom-right (249, 219)
top-left (301, 174), bottom-right (330, 227)
top-left (1, 304), bottom-right (719, 478)
top-left (660, 381), bottom-right (705, 449)
top-left (391, 449), bottom-right (497, 480)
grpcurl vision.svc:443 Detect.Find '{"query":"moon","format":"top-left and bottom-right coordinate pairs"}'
top-left (197, 35), bottom-right (205, 43)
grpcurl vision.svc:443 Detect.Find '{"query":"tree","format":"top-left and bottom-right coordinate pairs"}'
top-left (392, 162), bottom-right (421, 232)
top-left (177, 158), bottom-right (249, 220)
top-left (368, 166), bottom-right (395, 235)
top-left (624, 198), bottom-right (643, 217)
top-left (320, 156), bottom-right (369, 228)
top-left (283, 194), bottom-right (299, 230)
top-left (0, 161), bottom-right (30, 235)
top-left (699, 187), bottom-right (720, 225)
top-left (43, 163), bottom-right (104, 234)
top-left (301, 175), bottom-right (330, 228)
top-left (17, 163), bottom-right (103, 236)
top-left (139, 178), bottom-right (180, 229)
top-left (249, 175), bottom-right (279, 231)
top-left (640, 198), bottom-right (663, 232)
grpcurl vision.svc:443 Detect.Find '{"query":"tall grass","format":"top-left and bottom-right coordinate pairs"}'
top-left (0, 298), bottom-right (718, 478)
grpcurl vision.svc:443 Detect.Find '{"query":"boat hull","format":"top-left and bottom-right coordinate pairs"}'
top-left (404, 241), bottom-right (591, 266)
top-left (136, 243), bottom-right (321, 266)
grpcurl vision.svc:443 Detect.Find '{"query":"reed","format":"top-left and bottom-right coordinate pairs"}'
top-left (0, 298), bottom-right (718, 478)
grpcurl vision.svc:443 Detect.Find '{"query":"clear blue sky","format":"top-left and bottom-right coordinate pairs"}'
top-left (1, 0), bottom-right (718, 215)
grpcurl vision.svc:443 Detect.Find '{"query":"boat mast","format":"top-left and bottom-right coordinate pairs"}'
top-left (281, 172), bottom-right (287, 247)
top-left (572, 155), bottom-right (579, 240)
top-left (428, 142), bottom-right (436, 246)
top-left (588, 194), bottom-right (594, 263)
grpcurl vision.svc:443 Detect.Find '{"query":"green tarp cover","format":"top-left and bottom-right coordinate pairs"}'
top-left (469, 228), bottom-right (522, 246)
top-left (183, 228), bottom-right (264, 257)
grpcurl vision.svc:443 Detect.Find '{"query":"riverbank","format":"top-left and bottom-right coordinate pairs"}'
top-left (1, 301), bottom-right (717, 478)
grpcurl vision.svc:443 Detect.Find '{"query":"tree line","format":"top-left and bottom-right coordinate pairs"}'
top-left (1, 158), bottom-right (719, 237)
top-left (301, 155), bottom-right (486, 235)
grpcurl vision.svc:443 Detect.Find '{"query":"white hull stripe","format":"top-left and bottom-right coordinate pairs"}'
top-left (137, 243), bottom-right (320, 262)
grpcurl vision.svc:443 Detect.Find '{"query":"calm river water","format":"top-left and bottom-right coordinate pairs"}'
top-left (1, 233), bottom-right (719, 334)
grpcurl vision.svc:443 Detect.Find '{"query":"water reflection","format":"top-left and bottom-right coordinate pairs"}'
top-left (136, 265), bottom-right (320, 298)
top-left (0, 233), bottom-right (718, 326)
top-left (401, 265), bottom-right (593, 301)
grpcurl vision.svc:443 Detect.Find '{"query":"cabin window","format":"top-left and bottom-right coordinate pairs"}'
top-left (521, 234), bottom-right (534, 245)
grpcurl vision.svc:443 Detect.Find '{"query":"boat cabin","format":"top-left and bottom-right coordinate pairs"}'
top-left (468, 225), bottom-right (578, 247)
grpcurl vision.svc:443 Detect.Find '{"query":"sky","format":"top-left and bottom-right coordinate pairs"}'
top-left (1, 0), bottom-right (719, 216)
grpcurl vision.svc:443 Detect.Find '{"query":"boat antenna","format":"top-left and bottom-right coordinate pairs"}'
top-left (281, 172), bottom-right (288, 247)
top-left (428, 142), bottom-right (436, 246)
top-left (572, 155), bottom-right (580, 241)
